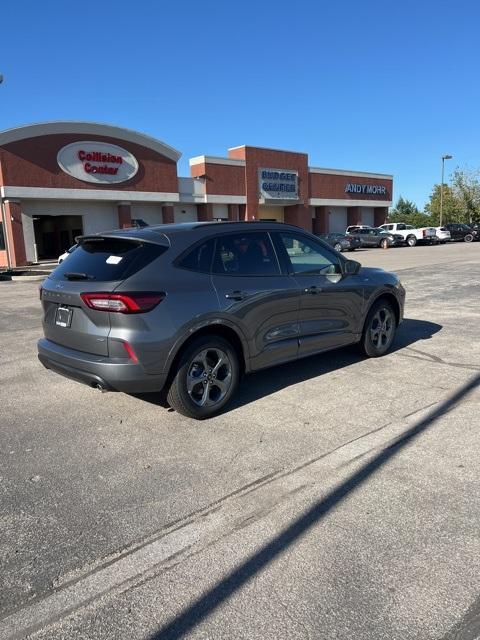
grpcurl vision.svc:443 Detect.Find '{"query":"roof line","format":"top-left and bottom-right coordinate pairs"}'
top-left (0, 121), bottom-right (182, 162)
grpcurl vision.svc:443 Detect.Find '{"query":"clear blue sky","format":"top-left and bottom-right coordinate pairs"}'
top-left (1, 0), bottom-right (478, 209)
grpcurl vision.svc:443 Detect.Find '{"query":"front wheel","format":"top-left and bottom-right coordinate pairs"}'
top-left (406, 235), bottom-right (417, 247)
top-left (380, 238), bottom-right (389, 249)
top-left (167, 336), bottom-right (240, 419)
top-left (464, 234), bottom-right (474, 243)
top-left (359, 300), bottom-right (396, 357)
top-left (334, 242), bottom-right (343, 252)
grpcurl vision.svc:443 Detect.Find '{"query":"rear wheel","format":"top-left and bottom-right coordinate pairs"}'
top-left (167, 335), bottom-right (240, 419)
top-left (359, 300), bottom-right (396, 357)
top-left (464, 234), bottom-right (474, 243)
top-left (406, 235), bottom-right (417, 247)
top-left (334, 242), bottom-right (342, 252)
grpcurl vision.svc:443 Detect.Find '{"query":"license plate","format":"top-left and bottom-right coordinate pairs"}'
top-left (55, 306), bottom-right (72, 328)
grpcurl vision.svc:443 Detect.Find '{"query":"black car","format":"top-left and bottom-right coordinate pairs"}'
top-left (444, 223), bottom-right (478, 242)
top-left (350, 227), bottom-right (404, 248)
top-left (316, 232), bottom-right (362, 252)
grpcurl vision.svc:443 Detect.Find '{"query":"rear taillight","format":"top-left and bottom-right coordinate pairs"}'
top-left (80, 292), bottom-right (165, 313)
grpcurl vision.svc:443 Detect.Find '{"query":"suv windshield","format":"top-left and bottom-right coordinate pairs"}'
top-left (50, 238), bottom-right (167, 281)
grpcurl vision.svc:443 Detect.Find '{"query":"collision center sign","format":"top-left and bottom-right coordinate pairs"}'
top-left (57, 141), bottom-right (139, 184)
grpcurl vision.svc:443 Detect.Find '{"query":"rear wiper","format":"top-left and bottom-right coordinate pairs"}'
top-left (63, 272), bottom-right (92, 280)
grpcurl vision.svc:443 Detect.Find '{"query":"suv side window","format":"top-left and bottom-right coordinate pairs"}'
top-left (212, 232), bottom-right (280, 276)
top-left (277, 232), bottom-right (341, 275)
top-left (396, 224), bottom-right (407, 230)
top-left (177, 238), bottom-right (215, 273)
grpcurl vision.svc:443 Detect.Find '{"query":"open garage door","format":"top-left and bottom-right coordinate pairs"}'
top-left (33, 215), bottom-right (83, 260)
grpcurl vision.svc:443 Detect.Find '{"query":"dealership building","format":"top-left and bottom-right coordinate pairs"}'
top-left (0, 122), bottom-right (393, 267)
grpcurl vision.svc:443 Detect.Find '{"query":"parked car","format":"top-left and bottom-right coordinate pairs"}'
top-left (380, 223), bottom-right (437, 246)
top-left (131, 218), bottom-right (149, 228)
top-left (38, 222), bottom-right (405, 419)
top-left (443, 223), bottom-right (478, 242)
top-left (316, 232), bottom-right (362, 252)
top-left (434, 227), bottom-right (452, 243)
top-left (350, 227), bottom-right (404, 249)
top-left (346, 225), bottom-right (374, 234)
top-left (58, 244), bottom-right (78, 264)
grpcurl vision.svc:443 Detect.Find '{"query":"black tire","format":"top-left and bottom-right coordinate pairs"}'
top-left (359, 299), bottom-right (397, 358)
top-left (464, 234), bottom-right (474, 243)
top-left (406, 235), bottom-right (417, 247)
top-left (334, 242), bottom-right (342, 252)
top-left (167, 335), bottom-right (240, 419)
top-left (380, 238), bottom-right (389, 249)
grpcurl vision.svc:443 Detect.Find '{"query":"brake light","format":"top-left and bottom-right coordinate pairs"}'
top-left (80, 292), bottom-right (165, 313)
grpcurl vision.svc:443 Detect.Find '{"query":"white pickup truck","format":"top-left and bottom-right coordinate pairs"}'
top-left (379, 222), bottom-right (437, 247)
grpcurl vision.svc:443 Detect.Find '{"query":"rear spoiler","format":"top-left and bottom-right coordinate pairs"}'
top-left (75, 229), bottom-right (170, 247)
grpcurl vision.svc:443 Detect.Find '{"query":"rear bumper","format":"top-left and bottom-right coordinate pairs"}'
top-left (37, 338), bottom-right (168, 393)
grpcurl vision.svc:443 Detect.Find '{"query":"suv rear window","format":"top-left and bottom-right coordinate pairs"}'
top-left (50, 238), bottom-right (167, 281)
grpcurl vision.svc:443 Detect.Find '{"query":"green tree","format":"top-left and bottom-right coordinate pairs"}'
top-left (424, 184), bottom-right (460, 224)
top-left (451, 168), bottom-right (480, 224)
top-left (390, 196), bottom-right (420, 217)
top-left (388, 196), bottom-right (435, 228)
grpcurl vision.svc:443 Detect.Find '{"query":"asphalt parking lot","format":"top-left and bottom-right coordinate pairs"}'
top-left (1, 242), bottom-right (479, 640)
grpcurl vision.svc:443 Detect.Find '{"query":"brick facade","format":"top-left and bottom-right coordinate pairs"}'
top-left (0, 122), bottom-right (393, 267)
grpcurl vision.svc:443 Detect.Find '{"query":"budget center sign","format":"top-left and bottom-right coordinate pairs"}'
top-left (57, 141), bottom-right (139, 184)
top-left (259, 168), bottom-right (299, 200)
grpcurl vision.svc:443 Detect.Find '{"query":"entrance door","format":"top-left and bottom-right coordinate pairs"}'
top-left (273, 230), bottom-right (364, 357)
top-left (33, 215), bottom-right (83, 260)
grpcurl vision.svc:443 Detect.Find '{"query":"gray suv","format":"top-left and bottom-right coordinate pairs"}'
top-left (38, 222), bottom-right (405, 419)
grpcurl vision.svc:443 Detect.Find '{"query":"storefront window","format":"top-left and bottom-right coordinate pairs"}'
top-left (0, 222), bottom-right (5, 251)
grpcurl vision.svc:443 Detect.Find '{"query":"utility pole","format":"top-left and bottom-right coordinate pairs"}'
top-left (440, 154), bottom-right (453, 227)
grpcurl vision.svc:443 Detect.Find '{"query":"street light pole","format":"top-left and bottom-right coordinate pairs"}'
top-left (440, 154), bottom-right (453, 227)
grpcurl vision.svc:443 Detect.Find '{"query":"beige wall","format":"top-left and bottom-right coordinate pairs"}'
top-left (258, 205), bottom-right (284, 222)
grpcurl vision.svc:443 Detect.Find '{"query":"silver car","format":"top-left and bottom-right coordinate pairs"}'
top-left (38, 222), bottom-right (405, 419)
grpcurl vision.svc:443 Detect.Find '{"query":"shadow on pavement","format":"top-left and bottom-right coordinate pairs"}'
top-left (133, 318), bottom-right (442, 412)
top-left (148, 371), bottom-right (479, 640)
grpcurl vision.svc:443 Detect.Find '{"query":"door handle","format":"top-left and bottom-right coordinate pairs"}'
top-left (304, 285), bottom-right (322, 294)
top-left (225, 290), bottom-right (247, 301)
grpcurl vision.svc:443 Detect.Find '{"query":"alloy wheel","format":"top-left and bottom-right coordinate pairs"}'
top-left (370, 306), bottom-right (394, 350)
top-left (186, 348), bottom-right (233, 407)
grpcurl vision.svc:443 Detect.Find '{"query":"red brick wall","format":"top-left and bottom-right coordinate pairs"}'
top-left (0, 134), bottom-right (178, 193)
top-left (239, 146), bottom-right (310, 221)
top-left (190, 161), bottom-right (245, 195)
top-left (309, 172), bottom-right (392, 201)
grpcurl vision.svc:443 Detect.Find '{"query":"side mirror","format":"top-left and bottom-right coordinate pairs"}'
top-left (343, 259), bottom-right (361, 275)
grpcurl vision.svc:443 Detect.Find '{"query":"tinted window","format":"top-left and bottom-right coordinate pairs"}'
top-left (279, 233), bottom-right (341, 275)
top-left (50, 238), bottom-right (167, 281)
top-left (0, 223), bottom-right (5, 251)
top-left (397, 224), bottom-right (407, 230)
top-left (212, 232), bottom-right (280, 276)
top-left (178, 238), bottom-right (215, 273)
